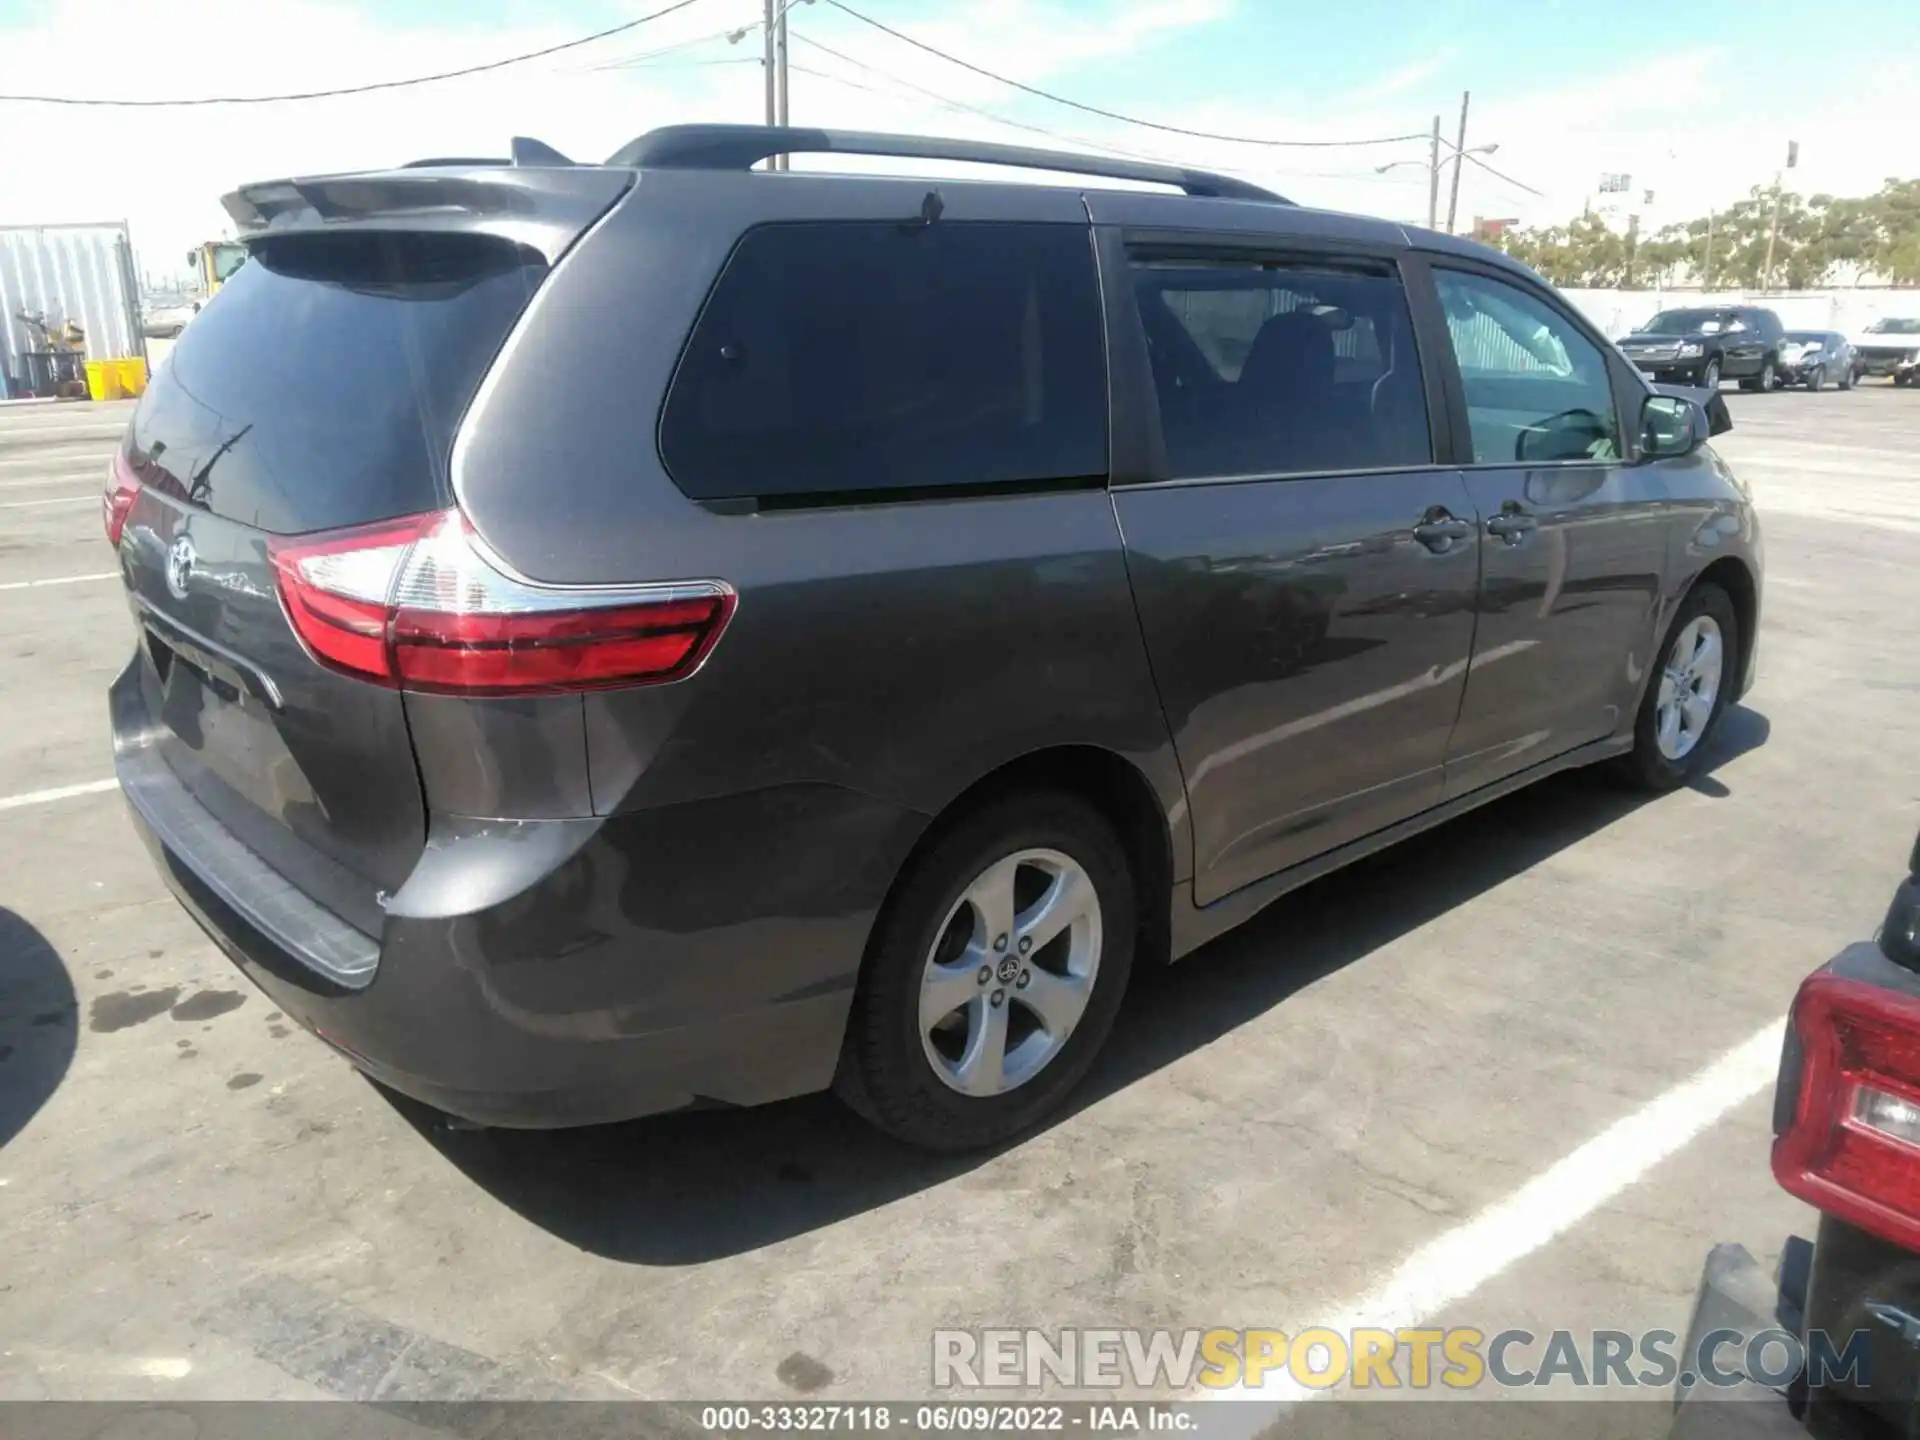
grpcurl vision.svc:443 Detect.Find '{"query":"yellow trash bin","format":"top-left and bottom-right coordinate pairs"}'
top-left (85, 360), bottom-right (124, 402)
top-left (113, 358), bottom-right (149, 397)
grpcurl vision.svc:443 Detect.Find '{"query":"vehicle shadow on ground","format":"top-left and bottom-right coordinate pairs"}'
top-left (0, 908), bottom-right (77, 1151)
top-left (388, 706), bottom-right (1770, 1265)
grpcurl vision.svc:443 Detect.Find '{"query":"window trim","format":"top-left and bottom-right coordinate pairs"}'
top-left (1107, 234), bottom-right (1454, 489)
top-left (1414, 254), bottom-right (1644, 472)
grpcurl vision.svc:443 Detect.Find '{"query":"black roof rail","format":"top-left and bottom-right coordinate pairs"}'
top-left (605, 124), bottom-right (1288, 204)
top-left (401, 137), bottom-right (574, 169)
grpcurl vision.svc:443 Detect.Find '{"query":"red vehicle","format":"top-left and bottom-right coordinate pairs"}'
top-left (1674, 832), bottom-right (1920, 1436)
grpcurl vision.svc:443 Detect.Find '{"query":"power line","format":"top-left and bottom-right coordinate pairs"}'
top-left (817, 0), bottom-right (1428, 149)
top-left (0, 0), bottom-right (711, 106)
top-left (790, 32), bottom-right (1425, 190)
top-left (1463, 149), bottom-right (1543, 197)
top-left (580, 17), bottom-right (764, 71)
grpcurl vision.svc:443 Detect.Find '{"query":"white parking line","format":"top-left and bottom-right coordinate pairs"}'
top-left (0, 778), bottom-right (119, 812)
top-left (1210, 1017), bottom-right (1786, 1411)
top-left (0, 495), bottom-right (93, 509)
top-left (0, 476), bottom-right (105, 491)
top-left (0, 571), bottom-right (118, 592)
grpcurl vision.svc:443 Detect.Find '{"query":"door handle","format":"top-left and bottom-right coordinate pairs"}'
top-left (1486, 509), bottom-right (1537, 544)
top-left (1411, 509), bottom-right (1474, 553)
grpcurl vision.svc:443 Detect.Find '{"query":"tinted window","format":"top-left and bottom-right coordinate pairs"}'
top-left (1132, 258), bottom-right (1431, 478)
top-left (659, 222), bottom-right (1105, 503)
top-left (130, 232), bottom-right (545, 534)
top-left (1434, 269), bottom-right (1621, 466)
top-left (1642, 309), bottom-right (1735, 335)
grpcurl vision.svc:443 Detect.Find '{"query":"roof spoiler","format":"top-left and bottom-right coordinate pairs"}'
top-left (605, 124), bottom-right (1288, 203)
top-left (219, 154), bottom-right (630, 265)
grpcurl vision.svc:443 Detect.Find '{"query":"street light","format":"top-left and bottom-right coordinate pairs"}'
top-left (1377, 141), bottom-right (1501, 232)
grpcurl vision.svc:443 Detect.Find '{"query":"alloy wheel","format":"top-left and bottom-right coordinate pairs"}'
top-left (1654, 615), bottom-right (1725, 761)
top-left (918, 848), bottom-right (1103, 1097)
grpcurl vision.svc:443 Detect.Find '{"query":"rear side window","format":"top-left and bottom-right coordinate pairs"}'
top-left (131, 232), bottom-right (545, 534)
top-left (659, 221), bottom-right (1106, 503)
top-left (1131, 257), bottom-right (1432, 479)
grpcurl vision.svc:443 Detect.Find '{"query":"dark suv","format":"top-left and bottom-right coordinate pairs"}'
top-left (106, 127), bottom-right (1763, 1151)
top-left (1618, 305), bottom-right (1786, 391)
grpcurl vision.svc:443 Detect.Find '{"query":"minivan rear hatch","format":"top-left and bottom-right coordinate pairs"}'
top-left (113, 170), bottom-right (626, 934)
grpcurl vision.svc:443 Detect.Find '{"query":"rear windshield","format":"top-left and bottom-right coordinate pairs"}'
top-left (130, 232), bottom-right (545, 535)
top-left (658, 221), bottom-right (1107, 504)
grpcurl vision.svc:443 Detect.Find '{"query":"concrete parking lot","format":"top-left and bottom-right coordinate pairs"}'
top-left (1, 385), bottom-right (1915, 1409)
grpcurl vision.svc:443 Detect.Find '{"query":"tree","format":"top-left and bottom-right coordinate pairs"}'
top-left (1491, 176), bottom-right (1920, 288)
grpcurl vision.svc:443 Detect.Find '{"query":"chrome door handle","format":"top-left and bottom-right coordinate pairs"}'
top-left (1412, 511), bottom-right (1474, 553)
top-left (1486, 512), bottom-right (1537, 544)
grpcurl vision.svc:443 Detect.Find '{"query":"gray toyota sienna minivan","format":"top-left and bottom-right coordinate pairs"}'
top-left (107, 126), bottom-right (1761, 1150)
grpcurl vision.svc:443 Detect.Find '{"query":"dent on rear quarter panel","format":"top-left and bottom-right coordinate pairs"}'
top-left (451, 170), bottom-right (1191, 923)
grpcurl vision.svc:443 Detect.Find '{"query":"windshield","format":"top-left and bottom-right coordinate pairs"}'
top-left (1641, 309), bottom-right (1734, 335)
top-left (1865, 318), bottom-right (1920, 335)
top-left (211, 243), bottom-right (249, 283)
top-left (1784, 332), bottom-right (1826, 345)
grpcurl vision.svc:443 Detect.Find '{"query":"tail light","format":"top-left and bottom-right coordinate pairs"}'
top-left (103, 453), bottom-right (141, 547)
top-left (1774, 972), bottom-right (1920, 1251)
top-left (267, 509), bottom-right (733, 696)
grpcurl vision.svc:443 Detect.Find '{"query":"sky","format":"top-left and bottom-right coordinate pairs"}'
top-left (3, 0), bottom-right (1918, 283)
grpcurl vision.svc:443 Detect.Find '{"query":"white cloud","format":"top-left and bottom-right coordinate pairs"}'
top-left (1, 0), bottom-right (1913, 279)
top-left (1350, 48), bottom-right (1459, 105)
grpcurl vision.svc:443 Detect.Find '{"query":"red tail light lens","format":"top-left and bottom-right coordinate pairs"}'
top-left (103, 453), bottom-right (141, 547)
top-left (1773, 971), bottom-right (1920, 1250)
top-left (268, 510), bottom-right (733, 696)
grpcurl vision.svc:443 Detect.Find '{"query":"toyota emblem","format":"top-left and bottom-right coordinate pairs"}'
top-left (165, 535), bottom-right (195, 601)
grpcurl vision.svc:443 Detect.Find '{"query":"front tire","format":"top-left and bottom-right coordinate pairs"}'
top-left (1613, 583), bottom-right (1740, 792)
top-left (1806, 365), bottom-right (1824, 392)
top-left (1701, 357), bottom-right (1723, 390)
top-left (836, 791), bottom-right (1136, 1151)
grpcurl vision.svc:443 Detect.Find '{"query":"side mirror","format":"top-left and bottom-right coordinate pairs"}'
top-left (1640, 395), bottom-right (1703, 459)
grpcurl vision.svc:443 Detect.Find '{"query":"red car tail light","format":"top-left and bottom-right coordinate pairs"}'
top-left (268, 509), bottom-right (734, 696)
top-left (103, 453), bottom-right (141, 547)
top-left (1773, 971), bottom-right (1920, 1251)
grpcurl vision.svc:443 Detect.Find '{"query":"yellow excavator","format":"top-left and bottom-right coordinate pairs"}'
top-left (186, 241), bottom-right (249, 306)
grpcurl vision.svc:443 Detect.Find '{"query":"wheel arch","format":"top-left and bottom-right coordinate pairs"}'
top-left (1695, 554), bottom-right (1759, 701)
top-left (873, 745), bottom-right (1178, 974)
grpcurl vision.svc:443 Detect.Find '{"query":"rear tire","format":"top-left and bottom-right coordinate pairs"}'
top-left (1611, 583), bottom-right (1740, 792)
top-left (836, 791), bottom-right (1136, 1151)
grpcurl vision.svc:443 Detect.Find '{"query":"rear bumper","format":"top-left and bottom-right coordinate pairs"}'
top-left (112, 659), bottom-right (918, 1128)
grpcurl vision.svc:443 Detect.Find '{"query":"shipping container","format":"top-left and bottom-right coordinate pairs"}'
top-left (1, 222), bottom-right (146, 401)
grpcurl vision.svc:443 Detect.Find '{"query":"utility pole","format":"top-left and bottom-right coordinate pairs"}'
top-left (1762, 176), bottom-right (1782, 291)
top-left (1444, 91), bottom-right (1470, 234)
top-left (1761, 140), bottom-right (1799, 289)
top-left (762, 0), bottom-right (790, 170)
top-left (774, 0), bottom-right (790, 168)
top-left (1426, 115), bottom-right (1440, 231)
top-left (1703, 209), bottom-right (1715, 290)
